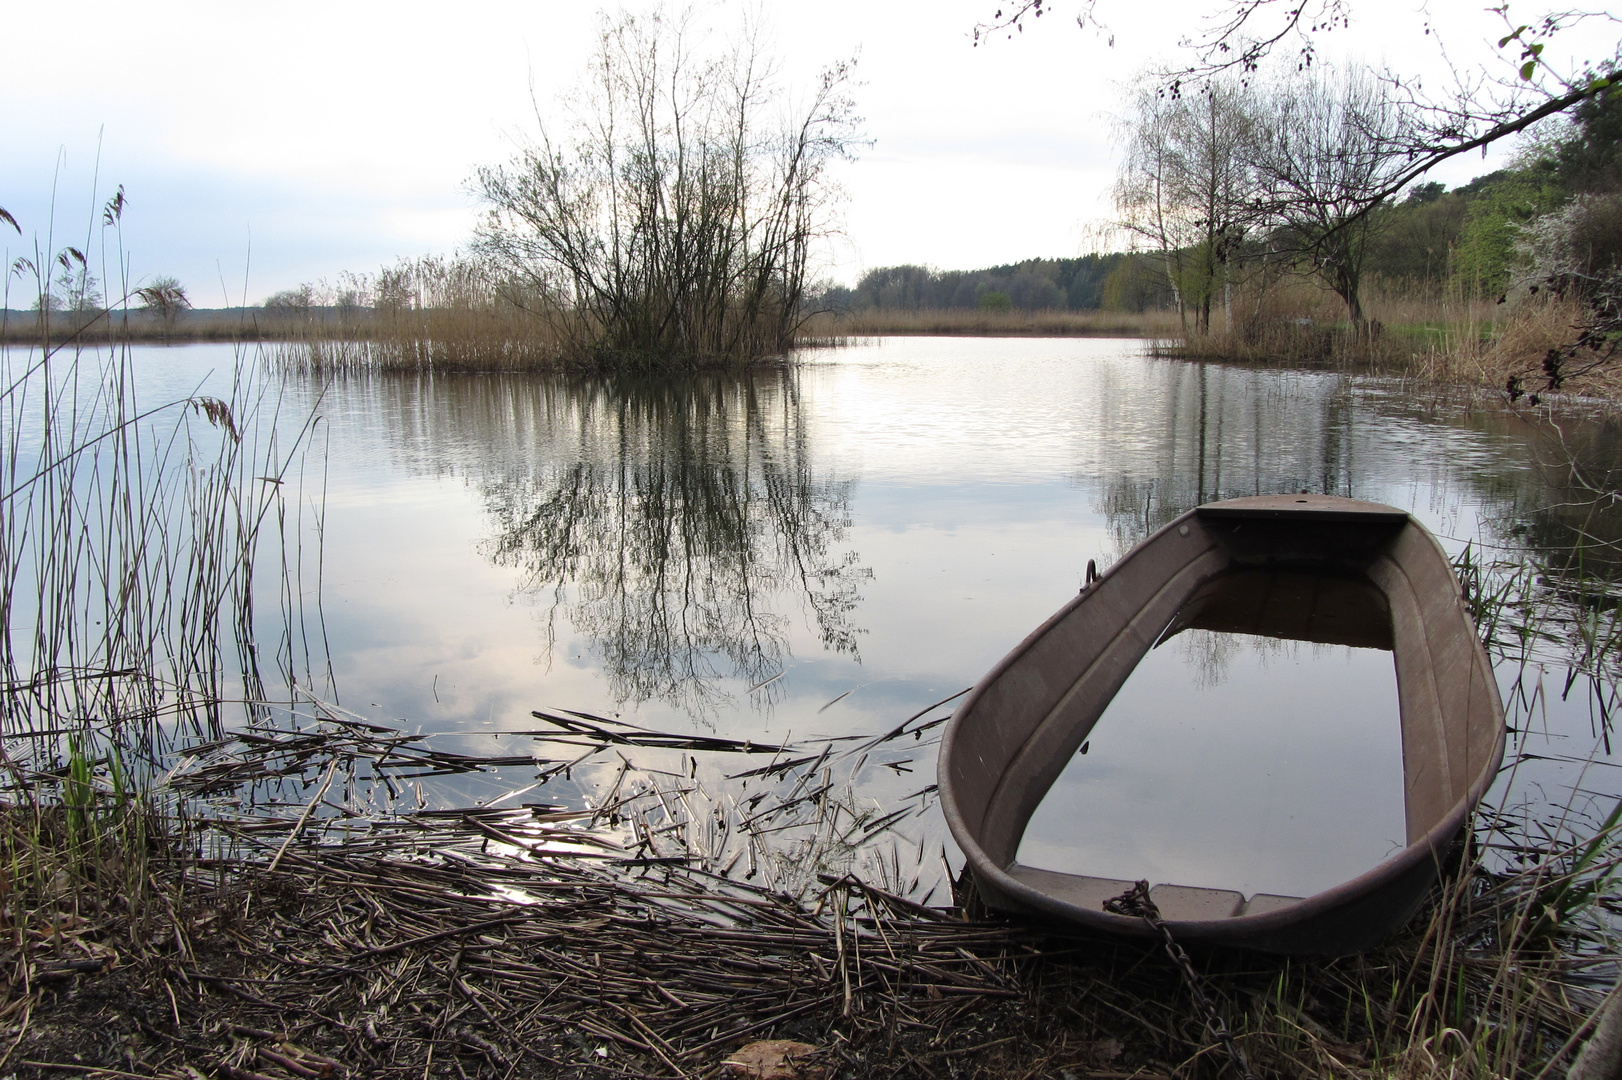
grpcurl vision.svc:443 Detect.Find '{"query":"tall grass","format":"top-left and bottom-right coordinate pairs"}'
top-left (1418, 294), bottom-right (1622, 401)
top-left (1165, 277), bottom-right (1512, 373)
top-left (1167, 275), bottom-right (1619, 408)
top-left (797, 307), bottom-right (1182, 339)
top-left (0, 341), bottom-right (317, 742)
top-left (0, 307), bottom-right (266, 346)
top-left (0, 196), bottom-right (321, 971)
top-left (261, 255), bottom-right (569, 371)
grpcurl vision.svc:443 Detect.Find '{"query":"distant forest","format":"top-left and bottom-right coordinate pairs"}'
top-left (817, 254), bottom-right (1168, 315)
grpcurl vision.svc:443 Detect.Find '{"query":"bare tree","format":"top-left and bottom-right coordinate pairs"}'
top-left (1249, 67), bottom-right (1415, 329)
top-left (134, 275), bottom-right (191, 340)
top-left (474, 9), bottom-right (861, 370)
top-left (981, 2), bottom-right (1619, 213)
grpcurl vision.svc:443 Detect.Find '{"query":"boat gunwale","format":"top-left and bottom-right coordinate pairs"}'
top-left (938, 496), bottom-right (1507, 950)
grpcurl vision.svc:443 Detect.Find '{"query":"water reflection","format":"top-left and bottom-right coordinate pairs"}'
top-left (114, 339), bottom-right (1622, 906)
top-left (1020, 568), bottom-right (1406, 899)
top-left (1466, 408), bottom-right (1622, 585)
top-left (1080, 362), bottom-right (1369, 555)
top-left (1078, 358), bottom-right (1622, 603)
top-left (1018, 626), bottom-right (1406, 898)
top-left (359, 369), bottom-right (869, 716)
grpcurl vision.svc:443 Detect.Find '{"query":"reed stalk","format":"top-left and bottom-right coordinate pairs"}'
top-left (0, 188), bottom-right (323, 1018)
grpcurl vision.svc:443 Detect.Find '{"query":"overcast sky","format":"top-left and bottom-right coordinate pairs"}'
top-left (0, 1), bottom-right (1561, 305)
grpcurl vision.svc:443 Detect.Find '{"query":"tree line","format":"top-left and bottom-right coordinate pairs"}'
top-left (824, 69), bottom-right (1617, 367)
top-left (817, 254), bottom-right (1169, 315)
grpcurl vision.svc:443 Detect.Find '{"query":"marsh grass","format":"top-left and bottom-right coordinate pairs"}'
top-left (263, 305), bottom-right (568, 373)
top-left (0, 188), bottom-right (326, 1051)
top-left (1167, 278), bottom-right (1621, 406)
top-left (1418, 296), bottom-right (1622, 403)
top-left (0, 308), bottom-right (270, 346)
top-left (1161, 279), bottom-right (1509, 375)
top-left (798, 307), bottom-right (1184, 339)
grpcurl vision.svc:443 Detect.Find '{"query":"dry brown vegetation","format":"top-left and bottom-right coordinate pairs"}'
top-left (0, 309), bottom-right (274, 346)
top-left (800, 308), bottom-right (1182, 339)
top-left (270, 306), bottom-right (568, 372)
top-left (1417, 296), bottom-right (1622, 403)
top-left (1157, 278), bottom-right (1622, 407)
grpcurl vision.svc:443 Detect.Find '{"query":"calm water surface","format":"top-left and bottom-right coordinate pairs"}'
top-left (123, 336), bottom-right (1622, 902)
top-left (1020, 631), bottom-right (1405, 898)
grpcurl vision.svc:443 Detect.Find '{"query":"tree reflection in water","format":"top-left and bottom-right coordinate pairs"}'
top-left (1085, 360), bottom-right (1622, 590)
top-left (476, 369), bottom-right (868, 716)
top-left (1081, 360), bottom-right (1622, 687)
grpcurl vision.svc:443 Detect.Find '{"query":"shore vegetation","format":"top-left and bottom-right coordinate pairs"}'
top-left (1091, 58), bottom-right (1622, 401)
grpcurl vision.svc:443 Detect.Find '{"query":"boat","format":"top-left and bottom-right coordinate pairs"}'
top-left (938, 494), bottom-right (1504, 955)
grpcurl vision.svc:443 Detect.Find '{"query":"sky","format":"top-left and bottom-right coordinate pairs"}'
top-left (0, 0), bottom-right (1573, 306)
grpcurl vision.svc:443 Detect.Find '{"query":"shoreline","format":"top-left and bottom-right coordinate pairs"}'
top-left (8, 314), bottom-right (1617, 408)
top-left (11, 706), bottom-right (1611, 1080)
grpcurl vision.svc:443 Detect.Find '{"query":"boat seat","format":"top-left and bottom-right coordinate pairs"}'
top-left (1147, 884), bottom-right (1244, 920)
top-left (1004, 865), bottom-right (1137, 911)
top-left (1241, 893), bottom-right (1305, 917)
top-left (1005, 864), bottom-right (1302, 921)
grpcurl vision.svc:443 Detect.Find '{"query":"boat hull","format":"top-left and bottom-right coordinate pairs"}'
top-left (938, 494), bottom-right (1504, 956)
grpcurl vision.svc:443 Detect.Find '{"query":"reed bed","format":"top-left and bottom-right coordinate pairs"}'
top-left (0, 315), bottom-right (326, 1075)
top-left (1159, 281), bottom-right (1501, 371)
top-left (800, 308), bottom-right (1182, 339)
top-left (264, 303), bottom-right (570, 374)
top-left (0, 310), bottom-right (281, 347)
top-left (0, 336), bottom-right (320, 750)
top-left (1153, 278), bottom-right (1622, 410)
top-left (1415, 296), bottom-right (1622, 403)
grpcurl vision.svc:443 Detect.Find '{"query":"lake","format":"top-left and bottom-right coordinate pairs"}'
top-left (107, 336), bottom-right (1622, 904)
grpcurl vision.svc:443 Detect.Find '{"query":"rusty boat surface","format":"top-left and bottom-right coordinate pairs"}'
top-left (938, 494), bottom-right (1505, 955)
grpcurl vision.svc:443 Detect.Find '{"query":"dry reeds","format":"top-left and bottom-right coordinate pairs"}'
top-left (1161, 278), bottom-right (1526, 380)
top-left (1419, 295), bottom-right (1622, 403)
top-left (0, 302), bottom-right (324, 1078)
top-left (800, 307), bottom-right (1182, 339)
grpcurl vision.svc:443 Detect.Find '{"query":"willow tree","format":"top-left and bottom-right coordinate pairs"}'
top-left (475, 11), bottom-right (860, 371)
top-left (1250, 67), bottom-right (1416, 330)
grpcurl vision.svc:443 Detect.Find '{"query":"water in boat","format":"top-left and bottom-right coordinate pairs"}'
top-left (1017, 568), bottom-right (1407, 902)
